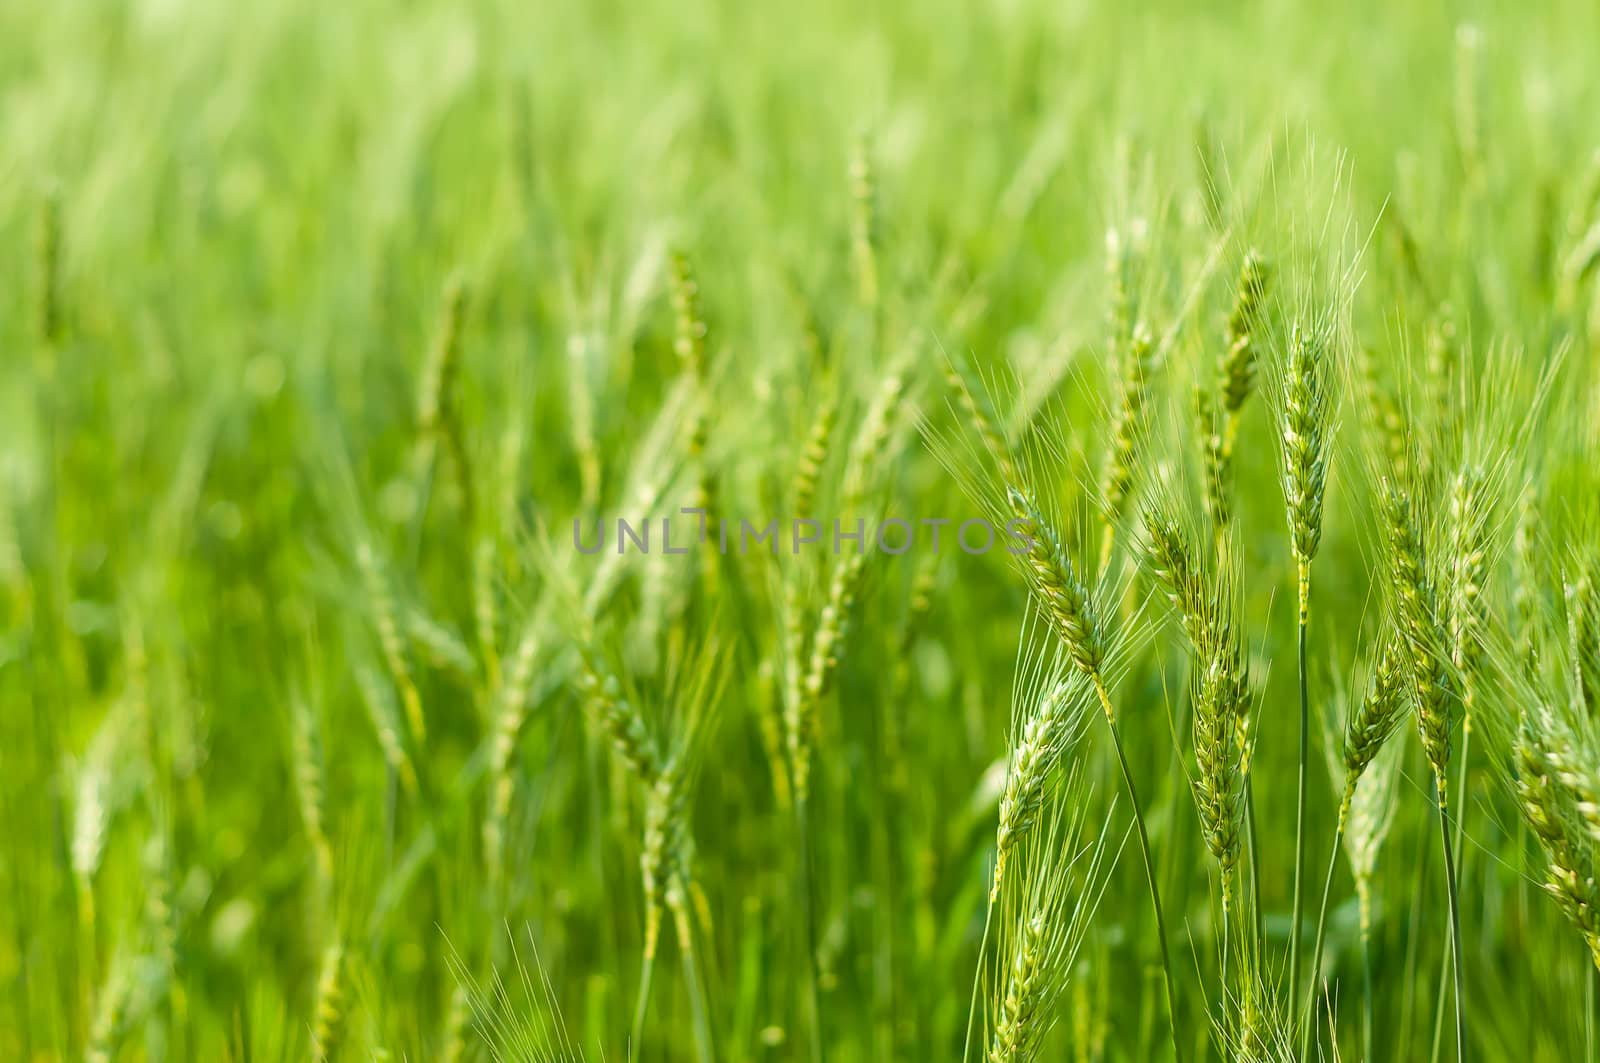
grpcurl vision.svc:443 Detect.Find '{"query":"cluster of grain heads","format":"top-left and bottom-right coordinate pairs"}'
top-left (1515, 707), bottom-right (1600, 971)
top-left (981, 780), bottom-right (1115, 1063)
top-left (999, 484), bottom-right (1181, 1062)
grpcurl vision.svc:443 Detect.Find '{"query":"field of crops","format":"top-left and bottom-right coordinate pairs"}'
top-left (8, 1), bottom-right (1600, 1060)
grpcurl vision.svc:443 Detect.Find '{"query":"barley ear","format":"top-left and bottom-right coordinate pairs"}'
top-left (1281, 323), bottom-right (1334, 610)
top-left (1007, 487), bottom-right (1104, 687)
top-left (1380, 476), bottom-right (1457, 795)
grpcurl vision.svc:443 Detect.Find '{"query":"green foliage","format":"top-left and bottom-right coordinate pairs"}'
top-left (8, 2), bottom-right (1600, 1062)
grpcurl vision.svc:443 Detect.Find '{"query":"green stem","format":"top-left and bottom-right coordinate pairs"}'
top-left (1220, 880), bottom-right (1231, 1062)
top-left (1289, 564), bottom-right (1310, 1025)
top-left (1588, 960), bottom-right (1595, 1063)
top-left (1301, 815), bottom-right (1346, 1059)
top-left (1098, 688), bottom-right (1183, 1063)
top-left (674, 895), bottom-right (716, 1063)
top-left (631, 947), bottom-right (656, 1052)
top-left (1361, 881), bottom-right (1374, 1063)
top-left (797, 796), bottom-right (825, 1063)
top-left (1399, 824), bottom-right (1431, 1051)
top-left (963, 891), bottom-right (996, 1061)
top-left (1434, 720), bottom-right (1473, 1063)
top-left (1244, 775), bottom-right (1263, 959)
top-left (1437, 784), bottom-right (1468, 1063)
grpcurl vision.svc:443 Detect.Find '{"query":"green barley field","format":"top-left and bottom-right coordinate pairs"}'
top-left (8, 0), bottom-right (1600, 1059)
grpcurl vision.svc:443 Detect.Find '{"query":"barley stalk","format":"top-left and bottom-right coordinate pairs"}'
top-left (1277, 320), bottom-right (1335, 1038)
